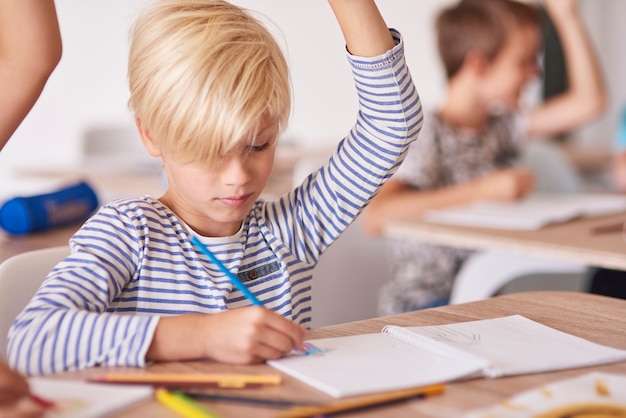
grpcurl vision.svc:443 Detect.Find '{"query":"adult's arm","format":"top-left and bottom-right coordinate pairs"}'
top-left (0, 0), bottom-right (62, 150)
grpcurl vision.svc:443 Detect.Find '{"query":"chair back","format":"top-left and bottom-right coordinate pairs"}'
top-left (0, 246), bottom-right (70, 359)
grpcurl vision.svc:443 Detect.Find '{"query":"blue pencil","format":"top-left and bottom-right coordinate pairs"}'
top-left (190, 235), bottom-right (263, 306)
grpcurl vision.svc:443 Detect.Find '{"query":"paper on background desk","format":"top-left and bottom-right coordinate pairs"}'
top-left (29, 378), bottom-right (152, 418)
top-left (464, 372), bottom-right (626, 417)
top-left (424, 193), bottom-right (626, 230)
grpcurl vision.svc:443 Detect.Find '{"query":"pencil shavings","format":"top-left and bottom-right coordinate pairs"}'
top-left (596, 378), bottom-right (610, 397)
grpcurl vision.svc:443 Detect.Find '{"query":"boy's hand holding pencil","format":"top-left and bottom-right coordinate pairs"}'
top-left (146, 236), bottom-right (306, 365)
top-left (148, 305), bottom-right (306, 365)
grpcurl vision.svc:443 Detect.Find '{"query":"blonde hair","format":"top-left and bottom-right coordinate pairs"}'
top-left (128, 0), bottom-right (291, 166)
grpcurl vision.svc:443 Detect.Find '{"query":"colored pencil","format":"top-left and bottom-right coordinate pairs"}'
top-left (190, 235), bottom-right (263, 306)
top-left (29, 393), bottom-right (56, 409)
top-left (180, 391), bottom-right (318, 409)
top-left (155, 388), bottom-right (221, 418)
top-left (275, 383), bottom-right (445, 418)
top-left (89, 372), bottom-right (281, 388)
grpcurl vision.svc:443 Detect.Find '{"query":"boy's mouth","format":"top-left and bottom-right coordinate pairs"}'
top-left (218, 193), bottom-right (253, 208)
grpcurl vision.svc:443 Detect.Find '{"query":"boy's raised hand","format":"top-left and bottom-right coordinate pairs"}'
top-left (528, 0), bottom-right (606, 137)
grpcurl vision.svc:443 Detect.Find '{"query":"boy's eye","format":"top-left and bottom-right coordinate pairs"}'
top-left (248, 142), bottom-right (271, 152)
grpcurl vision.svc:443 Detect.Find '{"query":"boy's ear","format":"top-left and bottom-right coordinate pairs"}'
top-left (463, 50), bottom-right (489, 77)
top-left (135, 117), bottom-right (161, 157)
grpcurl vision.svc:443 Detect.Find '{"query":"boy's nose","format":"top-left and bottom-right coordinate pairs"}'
top-left (222, 154), bottom-right (252, 185)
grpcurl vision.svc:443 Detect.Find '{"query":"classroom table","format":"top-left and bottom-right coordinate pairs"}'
top-left (384, 211), bottom-right (626, 271)
top-left (0, 222), bottom-right (77, 263)
top-left (48, 291), bottom-right (626, 417)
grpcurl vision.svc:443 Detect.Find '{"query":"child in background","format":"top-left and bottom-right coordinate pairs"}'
top-left (9, 0), bottom-right (422, 375)
top-left (0, 1), bottom-right (61, 416)
top-left (363, 0), bottom-right (607, 315)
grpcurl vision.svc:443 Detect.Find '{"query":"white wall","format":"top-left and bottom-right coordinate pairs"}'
top-left (0, 0), bottom-right (620, 184)
top-left (0, 0), bottom-right (450, 183)
top-left (594, 1), bottom-right (626, 144)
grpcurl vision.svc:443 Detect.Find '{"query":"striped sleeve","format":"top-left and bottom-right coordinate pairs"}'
top-left (267, 30), bottom-right (423, 263)
top-left (7, 203), bottom-right (161, 375)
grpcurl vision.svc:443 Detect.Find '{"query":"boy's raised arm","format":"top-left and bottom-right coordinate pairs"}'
top-left (528, 0), bottom-right (607, 137)
top-left (327, 0), bottom-right (395, 57)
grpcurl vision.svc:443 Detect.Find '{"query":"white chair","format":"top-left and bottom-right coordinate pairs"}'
top-left (449, 141), bottom-right (589, 304)
top-left (450, 250), bottom-right (588, 304)
top-left (0, 245), bottom-right (70, 359)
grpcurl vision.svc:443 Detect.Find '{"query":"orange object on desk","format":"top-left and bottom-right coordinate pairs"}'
top-left (89, 373), bottom-right (282, 389)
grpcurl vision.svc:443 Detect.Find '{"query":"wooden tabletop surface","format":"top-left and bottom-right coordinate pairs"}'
top-left (385, 212), bottom-right (626, 271)
top-left (48, 291), bottom-right (626, 418)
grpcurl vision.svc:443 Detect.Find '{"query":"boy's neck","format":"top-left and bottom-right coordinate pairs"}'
top-left (438, 79), bottom-right (489, 132)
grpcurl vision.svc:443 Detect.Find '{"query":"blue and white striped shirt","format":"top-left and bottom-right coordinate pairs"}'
top-left (8, 31), bottom-right (422, 375)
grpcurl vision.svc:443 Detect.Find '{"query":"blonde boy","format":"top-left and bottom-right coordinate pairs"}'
top-left (9, 0), bottom-right (422, 375)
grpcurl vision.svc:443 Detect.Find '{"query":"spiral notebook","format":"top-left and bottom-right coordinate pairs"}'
top-left (269, 315), bottom-right (626, 398)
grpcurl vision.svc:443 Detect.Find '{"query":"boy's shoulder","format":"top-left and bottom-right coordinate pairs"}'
top-left (101, 195), bottom-right (161, 209)
top-left (81, 196), bottom-right (182, 237)
top-left (403, 108), bottom-right (523, 162)
top-left (419, 108), bottom-right (522, 143)
top-left (412, 111), bottom-right (454, 145)
top-left (96, 196), bottom-right (176, 220)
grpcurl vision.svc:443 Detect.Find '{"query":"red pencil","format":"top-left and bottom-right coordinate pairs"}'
top-left (29, 393), bottom-right (56, 409)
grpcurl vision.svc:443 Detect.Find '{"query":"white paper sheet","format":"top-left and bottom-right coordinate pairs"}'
top-left (28, 378), bottom-right (153, 418)
top-left (465, 372), bottom-right (626, 417)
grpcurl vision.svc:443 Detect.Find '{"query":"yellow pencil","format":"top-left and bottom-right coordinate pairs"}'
top-left (155, 388), bottom-right (222, 418)
top-left (90, 372), bottom-right (282, 388)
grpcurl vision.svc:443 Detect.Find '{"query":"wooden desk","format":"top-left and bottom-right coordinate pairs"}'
top-left (52, 291), bottom-right (626, 418)
top-left (0, 223), bottom-right (78, 263)
top-left (385, 212), bottom-right (626, 271)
